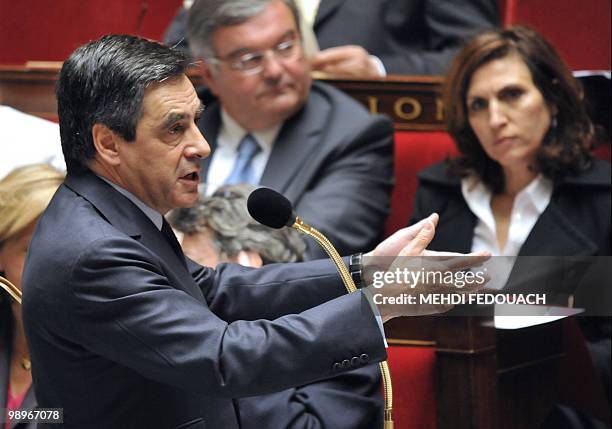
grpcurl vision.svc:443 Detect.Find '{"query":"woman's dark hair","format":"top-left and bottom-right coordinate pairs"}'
top-left (444, 25), bottom-right (593, 193)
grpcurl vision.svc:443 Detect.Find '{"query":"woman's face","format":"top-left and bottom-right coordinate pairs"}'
top-left (465, 54), bottom-right (554, 172)
top-left (0, 220), bottom-right (38, 290)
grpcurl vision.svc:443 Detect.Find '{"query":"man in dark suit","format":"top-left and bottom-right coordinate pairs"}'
top-left (187, 0), bottom-right (394, 260)
top-left (20, 32), bottom-right (466, 429)
top-left (310, 0), bottom-right (500, 76)
top-left (166, 0), bottom-right (499, 76)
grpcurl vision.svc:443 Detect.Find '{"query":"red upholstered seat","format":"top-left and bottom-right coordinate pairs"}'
top-left (387, 346), bottom-right (438, 429)
top-left (593, 143), bottom-right (611, 162)
top-left (385, 131), bottom-right (458, 236)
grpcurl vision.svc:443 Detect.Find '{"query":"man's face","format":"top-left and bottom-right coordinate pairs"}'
top-left (116, 75), bottom-right (210, 214)
top-left (201, 0), bottom-right (311, 131)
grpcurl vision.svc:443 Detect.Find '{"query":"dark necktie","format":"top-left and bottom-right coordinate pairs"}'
top-left (224, 134), bottom-right (261, 185)
top-left (161, 219), bottom-right (187, 267)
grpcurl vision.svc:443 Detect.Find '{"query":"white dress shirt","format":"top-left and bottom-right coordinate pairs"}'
top-left (205, 109), bottom-right (281, 195)
top-left (462, 174), bottom-right (553, 289)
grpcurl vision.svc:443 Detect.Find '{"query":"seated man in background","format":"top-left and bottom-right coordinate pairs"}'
top-left (187, 0), bottom-right (394, 259)
top-left (168, 184), bottom-right (384, 429)
top-left (166, 0), bottom-right (499, 76)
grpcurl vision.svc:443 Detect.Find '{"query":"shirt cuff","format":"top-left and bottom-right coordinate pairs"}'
top-left (369, 55), bottom-right (387, 77)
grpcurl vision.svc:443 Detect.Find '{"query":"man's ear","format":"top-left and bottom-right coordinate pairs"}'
top-left (91, 123), bottom-right (122, 167)
top-left (196, 60), bottom-right (220, 97)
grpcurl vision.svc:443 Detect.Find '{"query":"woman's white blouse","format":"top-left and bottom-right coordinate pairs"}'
top-left (461, 174), bottom-right (553, 289)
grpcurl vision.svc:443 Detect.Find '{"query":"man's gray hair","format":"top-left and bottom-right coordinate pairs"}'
top-left (168, 184), bottom-right (306, 264)
top-left (187, 0), bottom-right (301, 59)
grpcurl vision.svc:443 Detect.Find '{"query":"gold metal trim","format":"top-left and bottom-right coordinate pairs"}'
top-left (0, 275), bottom-right (22, 304)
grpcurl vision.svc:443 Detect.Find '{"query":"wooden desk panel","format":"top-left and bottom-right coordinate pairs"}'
top-left (0, 65), bottom-right (60, 121)
top-left (385, 315), bottom-right (563, 429)
top-left (0, 65), bottom-right (446, 130)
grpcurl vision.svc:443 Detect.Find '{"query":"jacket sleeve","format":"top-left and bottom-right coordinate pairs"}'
top-left (382, 0), bottom-right (500, 75)
top-left (68, 237), bottom-right (387, 397)
top-left (188, 257), bottom-right (352, 321)
top-left (237, 365), bottom-right (383, 429)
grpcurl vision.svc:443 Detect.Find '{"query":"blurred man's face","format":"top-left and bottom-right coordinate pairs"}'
top-left (200, 0), bottom-right (311, 131)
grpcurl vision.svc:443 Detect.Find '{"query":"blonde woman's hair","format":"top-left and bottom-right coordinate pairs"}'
top-left (0, 164), bottom-right (64, 245)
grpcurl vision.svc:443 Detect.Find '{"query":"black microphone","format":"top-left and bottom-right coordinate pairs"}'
top-left (247, 187), bottom-right (295, 229)
top-left (248, 186), bottom-right (350, 285)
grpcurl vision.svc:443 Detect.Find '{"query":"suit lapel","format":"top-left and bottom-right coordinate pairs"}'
top-left (519, 163), bottom-right (609, 256)
top-left (259, 96), bottom-right (327, 196)
top-left (314, 0), bottom-right (346, 28)
top-left (64, 172), bottom-right (204, 301)
top-left (136, 220), bottom-right (205, 302)
top-left (200, 88), bottom-right (327, 197)
top-left (505, 202), bottom-right (597, 300)
top-left (518, 202), bottom-right (598, 256)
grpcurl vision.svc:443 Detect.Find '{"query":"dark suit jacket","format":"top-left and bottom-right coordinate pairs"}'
top-left (198, 81), bottom-right (394, 260)
top-left (21, 171), bottom-right (386, 429)
top-left (237, 365), bottom-right (383, 429)
top-left (1, 310), bottom-right (37, 429)
top-left (314, 0), bottom-right (500, 75)
top-left (164, 0), bottom-right (499, 75)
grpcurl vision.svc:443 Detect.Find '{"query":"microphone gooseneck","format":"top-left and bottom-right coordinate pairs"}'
top-left (1, 275), bottom-right (22, 304)
top-left (247, 187), bottom-right (394, 429)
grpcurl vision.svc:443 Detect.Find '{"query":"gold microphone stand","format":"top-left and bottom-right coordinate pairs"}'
top-left (291, 217), bottom-right (394, 429)
top-left (0, 275), bottom-right (22, 304)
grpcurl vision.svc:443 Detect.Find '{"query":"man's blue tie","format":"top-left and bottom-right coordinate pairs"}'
top-left (224, 134), bottom-right (261, 185)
